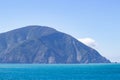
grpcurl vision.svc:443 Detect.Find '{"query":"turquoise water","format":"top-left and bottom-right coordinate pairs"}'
top-left (0, 64), bottom-right (120, 80)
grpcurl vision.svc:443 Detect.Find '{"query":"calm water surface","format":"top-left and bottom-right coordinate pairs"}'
top-left (0, 64), bottom-right (119, 80)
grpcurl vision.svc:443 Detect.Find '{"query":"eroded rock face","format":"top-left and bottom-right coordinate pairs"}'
top-left (0, 25), bottom-right (110, 63)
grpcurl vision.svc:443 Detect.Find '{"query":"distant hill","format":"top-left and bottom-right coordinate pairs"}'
top-left (0, 26), bottom-right (110, 63)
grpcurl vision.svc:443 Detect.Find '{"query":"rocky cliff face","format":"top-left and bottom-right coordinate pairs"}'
top-left (0, 26), bottom-right (110, 63)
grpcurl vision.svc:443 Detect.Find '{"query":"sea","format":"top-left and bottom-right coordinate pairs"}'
top-left (0, 64), bottom-right (119, 80)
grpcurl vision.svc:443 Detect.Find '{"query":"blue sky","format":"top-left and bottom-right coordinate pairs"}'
top-left (0, 0), bottom-right (120, 62)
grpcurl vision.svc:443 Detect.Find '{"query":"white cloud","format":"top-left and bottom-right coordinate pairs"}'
top-left (78, 38), bottom-right (97, 49)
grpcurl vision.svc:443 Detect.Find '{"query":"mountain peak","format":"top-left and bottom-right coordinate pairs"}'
top-left (0, 26), bottom-right (110, 63)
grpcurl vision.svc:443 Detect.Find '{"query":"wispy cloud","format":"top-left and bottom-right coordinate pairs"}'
top-left (78, 38), bottom-right (97, 49)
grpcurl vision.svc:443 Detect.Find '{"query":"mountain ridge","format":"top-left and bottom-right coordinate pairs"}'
top-left (0, 25), bottom-right (110, 63)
